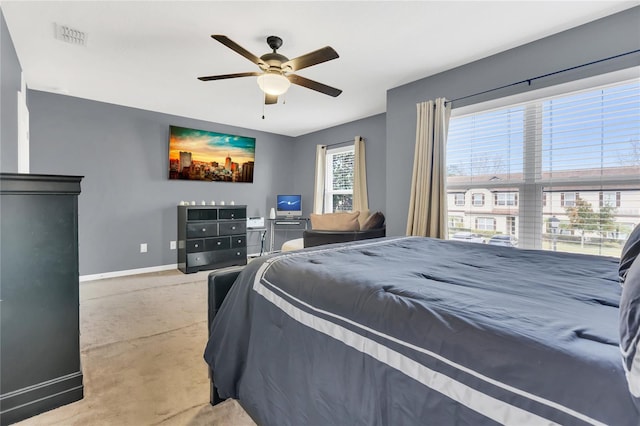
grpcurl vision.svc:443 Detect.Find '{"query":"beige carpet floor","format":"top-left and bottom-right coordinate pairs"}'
top-left (14, 269), bottom-right (256, 426)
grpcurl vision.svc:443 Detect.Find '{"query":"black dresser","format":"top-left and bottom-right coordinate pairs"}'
top-left (0, 173), bottom-right (84, 425)
top-left (177, 205), bottom-right (247, 273)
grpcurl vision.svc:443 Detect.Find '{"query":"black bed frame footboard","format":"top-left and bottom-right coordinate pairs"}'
top-left (207, 266), bottom-right (245, 406)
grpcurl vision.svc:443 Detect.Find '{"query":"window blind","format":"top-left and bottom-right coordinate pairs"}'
top-left (447, 79), bottom-right (640, 256)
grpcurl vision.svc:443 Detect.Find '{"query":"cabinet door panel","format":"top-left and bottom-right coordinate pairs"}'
top-left (1, 194), bottom-right (79, 392)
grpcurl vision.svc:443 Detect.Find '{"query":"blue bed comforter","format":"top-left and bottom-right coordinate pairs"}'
top-left (204, 236), bottom-right (639, 425)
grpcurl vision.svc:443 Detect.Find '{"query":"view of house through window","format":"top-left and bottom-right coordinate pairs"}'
top-left (325, 145), bottom-right (354, 213)
top-left (446, 78), bottom-right (640, 256)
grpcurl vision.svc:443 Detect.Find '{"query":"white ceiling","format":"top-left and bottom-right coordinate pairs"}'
top-left (2, 1), bottom-right (637, 137)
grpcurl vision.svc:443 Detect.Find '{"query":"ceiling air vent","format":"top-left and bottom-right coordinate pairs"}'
top-left (55, 24), bottom-right (87, 46)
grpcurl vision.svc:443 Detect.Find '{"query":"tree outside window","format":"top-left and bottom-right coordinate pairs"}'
top-left (564, 196), bottom-right (616, 247)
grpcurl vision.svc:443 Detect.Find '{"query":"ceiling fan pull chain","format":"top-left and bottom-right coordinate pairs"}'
top-left (262, 95), bottom-right (265, 119)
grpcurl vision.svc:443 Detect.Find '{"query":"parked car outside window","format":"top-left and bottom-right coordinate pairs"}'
top-left (488, 234), bottom-right (518, 247)
top-left (451, 232), bottom-right (486, 244)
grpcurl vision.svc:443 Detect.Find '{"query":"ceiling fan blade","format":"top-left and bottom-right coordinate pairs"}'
top-left (265, 94), bottom-right (278, 105)
top-left (198, 72), bottom-right (260, 81)
top-left (211, 35), bottom-right (263, 66)
top-left (282, 46), bottom-right (339, 72)
top-left (288, 74), bottom-right (342, 97)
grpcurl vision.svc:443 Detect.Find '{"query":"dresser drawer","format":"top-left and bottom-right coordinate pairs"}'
top-left (218, 208), bottom-right (246, 220)
top-left (186, 251), bottom-right (214, 267)
top-left (205, 236), bottom-right (231, 251)
top-left (186, 222), bottom-right (218, 238)
top-left (231, 235), bottom-right (246, 248)
top-left (214, 247), bottom-right (247, 263)
top-left (186, 239), bottom-right (205, 252)
top-left (219, 220), bottom-right (246, 236)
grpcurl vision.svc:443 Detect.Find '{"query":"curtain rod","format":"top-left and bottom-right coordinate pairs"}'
top-left (445, 49), bottom-right (640, 106)
top-left (323, 137), bottom-right (362, 148)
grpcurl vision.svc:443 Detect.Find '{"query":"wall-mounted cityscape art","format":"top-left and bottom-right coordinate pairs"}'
top-left (169, 125), bottom-right (255, 182)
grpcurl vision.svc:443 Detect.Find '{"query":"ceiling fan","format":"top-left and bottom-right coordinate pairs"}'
top-left (198, 35), bottom-right (342, 105)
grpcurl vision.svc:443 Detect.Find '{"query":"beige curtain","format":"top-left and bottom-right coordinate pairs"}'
top-left (406, 98), bottom-right (451, 238)
top-left (313, 144), bottom-right (326, 214)
top-left (352, 136), bottom-right (369, 224)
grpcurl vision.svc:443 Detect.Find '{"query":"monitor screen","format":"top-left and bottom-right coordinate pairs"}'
top-left (276, 195), bottom-right (302, 217)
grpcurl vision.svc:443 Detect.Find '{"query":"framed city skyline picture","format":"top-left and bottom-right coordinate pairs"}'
top-left (168, 125), bottom-right (255, 182)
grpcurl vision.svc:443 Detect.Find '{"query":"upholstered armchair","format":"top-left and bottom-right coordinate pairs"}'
top-left (302, 211), bottom-right (386, 248)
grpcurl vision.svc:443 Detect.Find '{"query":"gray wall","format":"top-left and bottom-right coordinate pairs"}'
top-left (0, 8), bottom-right (21, 172)
top-left (385, 6), bottom-right (640, 236)
top-left (29, 90), bottom-right (294, 275)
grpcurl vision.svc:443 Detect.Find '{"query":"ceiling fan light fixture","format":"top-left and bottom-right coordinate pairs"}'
top-left (257, 73), bottom-right (290, 96)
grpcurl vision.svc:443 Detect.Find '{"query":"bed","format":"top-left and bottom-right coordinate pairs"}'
top-left (203, 236), bottom-right (640, 425)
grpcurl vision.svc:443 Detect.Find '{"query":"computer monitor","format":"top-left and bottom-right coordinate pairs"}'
top-left (276, 195), bottom-right (302, 218)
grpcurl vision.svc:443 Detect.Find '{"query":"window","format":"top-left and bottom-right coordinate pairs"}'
top-left (472, 193), bottom-right (485, 206)
top-left (475, 217), bottom-right (496, 231)
top-left (507, 216), bottom-right (517, 235)
top-left (494, 192), bottom-right (518, 206)
top-left (561, 192), bottom-right (578, 207)
top-left (324, 145), bottom-right (354, 213)
top-left (454, 193), bottom-right (465, 206)
top-left (447, 78), bottom-right (640, 256)
top-left (600, 191), bottom-right (621, 208)
top-left (449, 216), bottom-right (463, 229)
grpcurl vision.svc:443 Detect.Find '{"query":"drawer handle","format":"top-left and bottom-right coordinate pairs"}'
top-left (194, 244), bottom-right (199, 248)
top-left (237, 252), bottom-right (241, 256)
top-left (238, 239), bottom-right (242, 243)
top-left (202, 228), bottom-right (206, 232)
top-left (217, 241), bottom-right (221, 245)
top-left (231, 214), bottom-right (235, 218)
top-left (231, 226), bottom-right (236, 230)
top-left (195, 257), bottom-right (200, 261)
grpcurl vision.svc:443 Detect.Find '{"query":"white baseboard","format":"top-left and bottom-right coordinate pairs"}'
top-left (80, 264), bottom-right (178, 282)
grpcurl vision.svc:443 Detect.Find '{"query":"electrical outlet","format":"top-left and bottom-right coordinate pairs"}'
top-left (140, 243), bottom-right (147, 253)
top-left (170, 241), bottom-right (176, 250)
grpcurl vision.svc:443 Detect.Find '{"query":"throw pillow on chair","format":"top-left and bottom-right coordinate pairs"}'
top-left (309, 211), bottom-right (360, 231)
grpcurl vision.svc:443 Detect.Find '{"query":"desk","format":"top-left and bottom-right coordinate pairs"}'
top-left (268, 218), bottom-right (309, 252)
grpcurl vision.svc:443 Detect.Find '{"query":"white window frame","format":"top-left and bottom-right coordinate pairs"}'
top-left (324, 145), bottom-right (354, 213)
top-left (454, 193), bottom-right (465, 206)
top-left (494, 192), bottom-right (518, 207)
top-left (601, 191), bottom-right (619, 208)
top-left (561, 192), bottom-right (578, 208)
top-left (472, 193), bottom-right (484, 207)
top-left (476, 217), bottom-right (495, 231)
